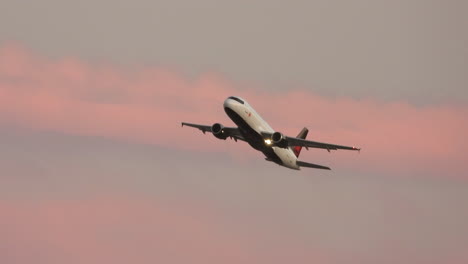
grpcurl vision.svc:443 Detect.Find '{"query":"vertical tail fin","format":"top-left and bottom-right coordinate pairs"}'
top-left (292, 127), bottom-right (308, 157)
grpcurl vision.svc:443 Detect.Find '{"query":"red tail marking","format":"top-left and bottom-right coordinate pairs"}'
top-left (293, 146), bottom-right (302, 157)
top-left (293, 127), bottom-right (309, 158)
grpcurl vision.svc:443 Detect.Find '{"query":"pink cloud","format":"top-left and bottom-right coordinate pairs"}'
top-left (0, 197), bottom-right (330, 264)
top-left (0, 42), bottom-right (467, 175)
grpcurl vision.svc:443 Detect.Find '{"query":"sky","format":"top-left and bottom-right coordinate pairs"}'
top-left (1, 1), bottom-right (468, 263)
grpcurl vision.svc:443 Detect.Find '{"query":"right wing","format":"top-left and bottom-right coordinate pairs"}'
top-left (181, 122), bottom-right (245, 141)
top-left (261, 131), bottom-right (360, 152)
top-left (285, 137), bottom-right (360, 152)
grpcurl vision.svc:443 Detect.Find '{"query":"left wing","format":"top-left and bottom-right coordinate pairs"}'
top-left (262, 132), bottom-right (360, 152)
top-left (181, 122), bottom-right (212, 134)
top-left (181, 122), bottom-right (245, 141)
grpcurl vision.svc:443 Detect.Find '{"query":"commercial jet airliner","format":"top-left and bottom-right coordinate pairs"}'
top-left (182, 96), bottom-right (360, 170)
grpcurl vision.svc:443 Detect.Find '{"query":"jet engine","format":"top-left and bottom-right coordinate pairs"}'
top-left (211, 123), bottom-right (228, 140)
top-left (271, 132), bottom-right (288, 148)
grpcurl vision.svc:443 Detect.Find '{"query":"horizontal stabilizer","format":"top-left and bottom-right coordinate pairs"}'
top-left (296, 161), bottom-right (331, 170)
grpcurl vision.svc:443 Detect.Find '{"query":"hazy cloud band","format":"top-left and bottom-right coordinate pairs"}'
top-left (1, 43), bottom-right (467, 176)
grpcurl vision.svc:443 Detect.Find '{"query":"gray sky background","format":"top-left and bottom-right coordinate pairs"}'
top-left (1, 129), bottom-right (468, 263)
top-left (1, 0), bottom-right (467, 104)
top-left (1, 1), bottom-right (468, 263)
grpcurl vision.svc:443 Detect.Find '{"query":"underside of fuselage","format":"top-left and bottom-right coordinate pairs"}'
top-left (224, 107), bottom-right (284, 166)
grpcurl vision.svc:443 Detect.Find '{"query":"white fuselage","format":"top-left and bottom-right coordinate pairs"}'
top-left (223, 97), bottom-right (300, 170)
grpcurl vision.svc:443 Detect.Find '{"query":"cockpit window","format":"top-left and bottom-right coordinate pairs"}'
top-left (228, 96), bottom-right (244, 104)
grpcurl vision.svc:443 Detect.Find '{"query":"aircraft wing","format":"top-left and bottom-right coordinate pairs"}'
top-left (285, 137), bottom-right (360, 152)
top-left (262, 132), bottom-right (360, 152)
top-left (181, 122), bottom-right (245, 141)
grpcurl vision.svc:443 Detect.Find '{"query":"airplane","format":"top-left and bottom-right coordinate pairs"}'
top-left (182, 96), bottom-right (360, 170)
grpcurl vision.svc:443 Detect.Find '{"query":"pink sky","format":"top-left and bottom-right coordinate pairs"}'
top-left (0, 196), bottom-right (332, 264)
top-left (1, 2), bottom-right (467, 263)
top-left (1, 42), bottom-right (467, 176)
top-left (1, 42), bottom-right (468, 264)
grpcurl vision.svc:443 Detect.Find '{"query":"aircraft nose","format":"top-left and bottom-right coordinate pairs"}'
top-left (223, 98), bottom-right (234, 108)
top-left (224, 96), bottom-right (245, 109)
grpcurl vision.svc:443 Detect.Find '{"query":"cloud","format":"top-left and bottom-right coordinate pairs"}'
top-left (0, 196), bottom-right (330, 264)
top-left (0, 42), bottom-right (467, 176)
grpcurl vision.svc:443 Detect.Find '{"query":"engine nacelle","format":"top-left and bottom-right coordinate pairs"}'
top-left (271, 131), bottom-right (288, 148)
top-left (211, 123), bottom-right (228, 140)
